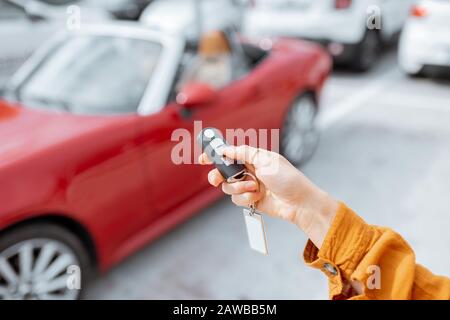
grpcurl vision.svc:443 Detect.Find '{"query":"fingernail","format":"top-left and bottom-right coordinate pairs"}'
top-left (207, 172), bottom-right (214, 184)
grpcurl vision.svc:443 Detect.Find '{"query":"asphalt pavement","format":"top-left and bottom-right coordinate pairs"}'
top-left (55, 50), bottom-right (450, 299)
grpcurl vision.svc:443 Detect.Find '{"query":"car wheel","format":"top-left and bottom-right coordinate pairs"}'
top-left (0, 223), bottom-right (91, 300)
top-left (281, 94), bottom-right (319, 167)
top-left (404, 67), bottom-right (426, 78)
top-left (352, 31), bottom-right (381, 72)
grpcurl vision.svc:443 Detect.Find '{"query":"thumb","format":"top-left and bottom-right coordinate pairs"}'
top-left (223, 145), bottom-right (274, 168)
top-left (221, 145), bottom-right (259, 164)
top-left (224, 145), bottom-right (282, 177)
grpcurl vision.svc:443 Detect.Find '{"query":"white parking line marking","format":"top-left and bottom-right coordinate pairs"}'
top-left (317, 69), bottom-right (400, 130)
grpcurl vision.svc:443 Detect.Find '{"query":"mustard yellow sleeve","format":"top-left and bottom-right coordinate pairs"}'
top-left (303, 203), bottom-right (450, 300)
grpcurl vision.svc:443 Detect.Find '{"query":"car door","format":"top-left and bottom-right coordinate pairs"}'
top-left (6, 30), bottom-right (167, 254)
top-left (136, 55), bottom-right (281, 218)
top-left (136, 92), bottom-right (259, 219)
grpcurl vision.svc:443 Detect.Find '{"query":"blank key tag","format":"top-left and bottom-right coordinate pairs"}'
top-left (243, 207), bottom-right (269, 256)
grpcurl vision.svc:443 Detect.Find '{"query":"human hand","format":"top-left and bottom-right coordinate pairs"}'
top-left (199, 145), bottom-right (339, 248)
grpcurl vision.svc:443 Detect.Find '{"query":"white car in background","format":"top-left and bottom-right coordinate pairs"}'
top-left (399, 0), bottom-right (450, 77)
top-left (140, 0), bottom-right (245, 42)
top-left (85, 0), bottom-right (154, 20)
top-left (244, 0), bottom-right (416, 71)
top-left (0, 0), bottom-right (110, 86)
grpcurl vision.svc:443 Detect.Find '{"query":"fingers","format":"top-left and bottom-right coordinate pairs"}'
top-left (207, 169), bottom-right (224, 187)
top-left (207, 169), bottom-right (259, 194)
top-left (200, 146), bottom-right (274, 168)
top-left (224, 178), bottom-right (262, 207)
top-left (222, 145), bottom-right (259, 164)
top-left (198, 153), bottom-right (213, 165)
top-left (204, 154), bottom-right (262, 208)
top-left (202, 154), bottom-right (224, 187)
top-left (222, 180), bottom-right (258, 195)
top-left (231, 192), bottom-right (263, 207)
top-left (222, 145), bottom-right (275, 168)
top-left (200, 146), bottom-right (261, 166)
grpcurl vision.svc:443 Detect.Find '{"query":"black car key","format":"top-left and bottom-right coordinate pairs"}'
top-left (197, 128), bottom-right (246, 183)
top-left (197, 127), bottom-right (269, 255)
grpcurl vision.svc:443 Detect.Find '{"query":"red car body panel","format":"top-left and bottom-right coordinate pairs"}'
top-left (0, 39), bottom-right (331, 271)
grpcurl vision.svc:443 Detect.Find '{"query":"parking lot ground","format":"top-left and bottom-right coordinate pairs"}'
top-left (85, 50), bottom-right (450, 299)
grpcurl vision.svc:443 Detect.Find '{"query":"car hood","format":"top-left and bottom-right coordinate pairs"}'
top-left (0, 100), bottom-right (133, 167)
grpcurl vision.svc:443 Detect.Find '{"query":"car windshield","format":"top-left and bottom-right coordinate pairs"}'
top-left (16, 35), bottom-right (162, 115)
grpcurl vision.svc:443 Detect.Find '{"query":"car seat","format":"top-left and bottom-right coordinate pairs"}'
top-left (182, 30), bottom-right (233, 89)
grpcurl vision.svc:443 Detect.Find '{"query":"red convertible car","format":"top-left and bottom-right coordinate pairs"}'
top-left (0, 23), bottom-right (331, 299)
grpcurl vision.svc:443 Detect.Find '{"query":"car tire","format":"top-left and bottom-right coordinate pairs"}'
top-left (405, 68), bottom-right (425, 78)
top-left (352, 30), bottom-right (381, 72)
top-left (0, 222), bottom-right (92, 300)
top-left (399, 59), bottom-right (425, 78)
top-left (281, 94), bottom-right (319, 167)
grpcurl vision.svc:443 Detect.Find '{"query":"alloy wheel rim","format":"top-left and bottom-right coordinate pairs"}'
top-left (282, 98), bottom-right (318, 165)
top-left (0, 239), bottom-right (80, 300)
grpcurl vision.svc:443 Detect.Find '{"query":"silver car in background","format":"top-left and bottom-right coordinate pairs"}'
top-left (140, 0), bottom-right (246, 42)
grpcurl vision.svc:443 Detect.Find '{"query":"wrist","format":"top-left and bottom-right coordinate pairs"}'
top-left (294, 187), bottom-right (339, 248)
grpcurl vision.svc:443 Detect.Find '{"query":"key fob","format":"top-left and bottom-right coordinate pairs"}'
top-left (197, 128), bottom-right (246, 183)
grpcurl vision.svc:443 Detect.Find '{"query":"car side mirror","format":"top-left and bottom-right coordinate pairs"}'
top-left (176, 82), bottom-right (217, 108)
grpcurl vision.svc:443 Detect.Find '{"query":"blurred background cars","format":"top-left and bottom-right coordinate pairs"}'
top-left (140, 0), bottom-right (246, 42)
top-left (87, 0), bottom-right (154, 21)
top-left (0, 22), bottom-right (330, 299)
top-left (243, 0), bottom-right (416, 71)
top-left (399, 0), bottom-right (450, 77)
top-left (30, 0), bottom-right (153, 21)
top-left (0, 0), bottom-right (110, 86)
top-left (0, 0), bottom-right (449, 302)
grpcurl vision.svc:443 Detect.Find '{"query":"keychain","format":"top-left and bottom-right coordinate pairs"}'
top-left (241, 172), bottom-right (269, 256)
top-left (197, 128), bottom-right (269, 255)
